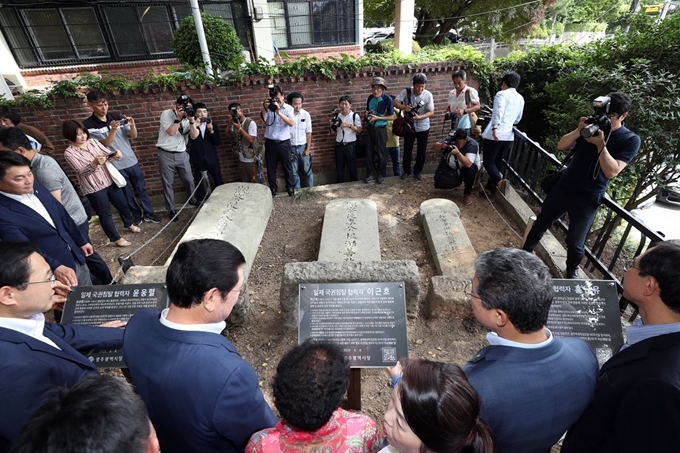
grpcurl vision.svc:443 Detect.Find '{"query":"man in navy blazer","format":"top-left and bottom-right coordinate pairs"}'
top-left (0, 242), bottom-right (124, 451)
top-left (0, 151), bottom-right (92, 287)
top-left (463, 248), bottom-right (599, 453)
top-left (562, 240), bottom-right (680, 453)
top-left (124, 239), bottom-right (277, 453)
top-left (189, 103), bottom-right (223, 202)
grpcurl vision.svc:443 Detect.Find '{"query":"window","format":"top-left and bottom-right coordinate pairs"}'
top-left (140, 6), bottom-right (173, 54)
top-left (103, 7), bottom-right (146, 57)
top-left (61, 8), bottom-right (110, 59)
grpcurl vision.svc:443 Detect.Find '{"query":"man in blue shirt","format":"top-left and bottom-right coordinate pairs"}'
top-left (562, 240), bottom-right (680, 453)
top-left (364, 77), bottom-right (395, 184)
top-left (523, 92), bottom-right (640, 278)
top-left (261, 85), bottom-right (295, 197)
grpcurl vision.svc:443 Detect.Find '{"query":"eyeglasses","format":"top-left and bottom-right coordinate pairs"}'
top-left (23, 274), bottom-right (56, 286)
top-left (624, 262), bottom-right (642, 273)
top-left (462, 282), bottom-right (481, 300)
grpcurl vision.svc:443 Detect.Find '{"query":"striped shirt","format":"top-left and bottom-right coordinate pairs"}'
top-left (64, 139), bottom-right (114, 195)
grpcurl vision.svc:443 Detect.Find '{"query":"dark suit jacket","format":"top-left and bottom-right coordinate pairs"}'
top-left (0, 181), bottom-right (87, 271)
top-left (562, 332), bottom-right (680, 453)
top-left (0, 323), bottom-right (124, 451)
top-left (188, 126), bottom-right (221, 169)
top-left (123, 310), bottom-right (277, 453)
top-left (464, 336), bottom-right (599, 453)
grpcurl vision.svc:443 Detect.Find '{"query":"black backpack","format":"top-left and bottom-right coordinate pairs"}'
top-left (434, 151), bottom-right (463, 189)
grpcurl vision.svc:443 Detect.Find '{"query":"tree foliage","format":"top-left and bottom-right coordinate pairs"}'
top-left (171, 13), bottom-right (243, 72)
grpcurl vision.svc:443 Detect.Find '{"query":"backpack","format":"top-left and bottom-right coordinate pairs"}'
top-left (434, 151), bottom-right (463, 189)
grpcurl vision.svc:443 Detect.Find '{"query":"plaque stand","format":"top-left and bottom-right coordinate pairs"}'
top-left (348, 369), bottom-right (361, 410)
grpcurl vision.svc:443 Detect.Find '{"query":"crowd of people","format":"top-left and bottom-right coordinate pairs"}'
top-left (1, 238), bottom-right (679, 453)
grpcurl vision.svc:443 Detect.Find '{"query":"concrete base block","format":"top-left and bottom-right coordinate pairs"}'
top-left (318, 198), bottom-right (381, 262)
top-left (280, 260), bottom-right (421, 330)
top-left (425, 275), bottom-right (473, 319)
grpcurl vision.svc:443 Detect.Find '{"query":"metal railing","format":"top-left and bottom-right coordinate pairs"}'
top-left (503, 128), bottom-right (665, 318)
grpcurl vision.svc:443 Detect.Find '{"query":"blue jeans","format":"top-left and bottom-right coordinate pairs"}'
top-left (119, 163), bottom-right (155, 221)
top-left (384, 146), bottom-right (402, 177)
top-left (291, 144), bottom-right (314, 189)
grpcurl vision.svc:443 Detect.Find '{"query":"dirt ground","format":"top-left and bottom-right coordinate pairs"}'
top-left (92, 174), bottom-right (539, 444)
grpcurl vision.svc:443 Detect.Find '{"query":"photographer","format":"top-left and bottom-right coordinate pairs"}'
top-left (188, 103), bottom-right (222, 202)
top-left (364, 77), bottom-right (395, 184)
top-left (260, 85), bottom-right (295, 197)
top-left (331, 95), bottom-right (362, 183)
top-left (287, 92), bottom-right (314, 189)
top-left (84, 90), bottom-right (161, 225)
top-left (433, 129), bottom-right (480, 206)
top-left (446, 70), bottom-right (480, 136)
top-left (522, 92), bottom-right (641, 278)
top-left (394, 73), bottom-right (434, 181)
top-left (229, 103), bottom-right (260, 183)
top-left (156, 95), bottom-right (200, 221)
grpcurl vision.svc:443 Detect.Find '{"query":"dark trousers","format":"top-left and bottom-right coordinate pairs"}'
top-left (264, 139), bottom-right (295, 193)
top-left (483, 139), bottom-right (513, 191)
top-left (365, 125), bottom-right (387, 177)
top-left (335, 143), bottom-right (358, 183)
top-left (403, 129), bottom-right (430, 175)
top-left (78, 221), bottom-right (113, 285)
top-left (86, 184), bottom-right (132, 242)
top-left (461, 164), bottom-right (479, 195)
top-left (119, 163), bottom-right (155, 221)
top-left (523, 187), bottom-right (602, 272)
top-left (192, 159), bottom-right (223, 202)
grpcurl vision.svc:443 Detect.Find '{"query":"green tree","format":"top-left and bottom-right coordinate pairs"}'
top-left (172, 13), bottom-right (243, 72)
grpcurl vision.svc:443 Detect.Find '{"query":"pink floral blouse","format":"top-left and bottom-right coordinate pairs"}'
top-left (246, 408), bottom-right (381, 453)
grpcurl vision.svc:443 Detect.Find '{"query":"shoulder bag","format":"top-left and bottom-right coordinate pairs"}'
top-left (540, 148), bottom-right (576, 194)
top-left (465, 89), bottom-right (481, 138)
top-left (392, 88), bottom-right (413, 137)
top-left (105, 161), bottom-right (127, 188)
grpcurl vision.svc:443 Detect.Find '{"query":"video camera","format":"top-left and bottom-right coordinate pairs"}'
top-left (330, 108), bottom-right (342, 131)
top-left (267, 85), bottom-right (279, 112)
top-left (581, 96), bottom-right (611, 138)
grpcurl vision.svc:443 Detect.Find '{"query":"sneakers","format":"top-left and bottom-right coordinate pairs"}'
top-left (414, 173), bottom-right (422, 181)
top-left (463, 194), bottom-right (473, 206)
top-left (114, 238), bottom-right (131, 247)
top-left (128, 225), bottom-right (141, 233)
top-left (497, 179), bottom-right (508, 195)
top-left (376, 176), bottom-right (384, 184)
top-left (168, 211), bottom-right (178, 222)
top-left (400, 173), bottom-right (410, 180)
top-left (132, 218), bottom-right (143, 226)
top-left (287, 189), bottom-right (295, 197)
top-left (364, 174), bottom-right (374, 183)
top-left (143, 213), bottom-right (161, 224)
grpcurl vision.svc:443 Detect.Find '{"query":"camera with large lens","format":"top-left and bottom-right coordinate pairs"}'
top-left (444, 112), bottom-right (454, 121)
top-left (365, 109), bottom-right (377, 122)
top-left (330, 108), bottom-right (342, 131)
top-left (406, 100), bottom-right (425, 119)
top-left (230, 106), bottom-right (240, 123)
top-left (267, 85), bottom-right (279, 112)
top-left (581, 96), bottom-right (611, 138)
top-left (476, 105), bottom-right (492, 130)
top-left (181, 101), bottom-right (195, 118)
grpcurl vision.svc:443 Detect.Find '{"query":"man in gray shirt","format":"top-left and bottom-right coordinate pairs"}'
top-left (395, 73), bottom-right (435, 181)
top-left (0, 127), bottom-right (112, 285)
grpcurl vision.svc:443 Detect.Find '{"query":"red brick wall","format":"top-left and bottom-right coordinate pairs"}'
top-left (20, 59), bottom-right (181, 89)
top-left (17, 62), bottom-right (476, 196)
top-left (283, 45), bottom-right (362, 60)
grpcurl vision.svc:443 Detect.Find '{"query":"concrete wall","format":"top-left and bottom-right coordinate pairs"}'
top-left (15, 62), bottom-right (475, 197)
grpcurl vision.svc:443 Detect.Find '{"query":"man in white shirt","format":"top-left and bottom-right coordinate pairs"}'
top-left (464, 248), bottom-right (598, 453)
top-left (0, 241), bottom-right (125, 450)
top-left (332, 96), bottom-right (362, 183)
top-left (446, 70), bottom-right (481, 136)
top-left (287, 92), bottom-right (313, 189)
top-left (156, 95), bottom-right (200, 221)
top-left (480, 71), bottom-right (525, 197)
top-left (228, 103), bottom-right (261, 183)
top-left (260, 85), bottom-right (295, 197)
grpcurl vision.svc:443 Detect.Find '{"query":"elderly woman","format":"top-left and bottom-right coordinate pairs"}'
top-left (62, 120), bottom-right (139, 247)
top-left (247, 340), bottom-right (380, 453)
top-left (384, 359), bottom-right (495, 453)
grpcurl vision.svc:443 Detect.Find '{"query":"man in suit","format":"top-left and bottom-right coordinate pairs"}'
top-left (562, 240), bottom-right (680, 453)
top-left (123, 239), bottom-right (277, 453)
top-left (0, 128), bottom-right (112, 285)
top-left (463, 248), bottom-right (599, 453)
top-left (188, 103), bottom-right (222, 202)
top-left (0, 152), bottom-right (92, 286)
top-left (0, 242), bottom-right (125, 451)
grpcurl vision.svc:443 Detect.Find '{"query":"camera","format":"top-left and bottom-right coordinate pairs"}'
top-left (476, 105), bottom-right (492, 130)
top-left (444, 112), bottom-right (454, 121)
top-left (581, 96), bottom-right (611, 138)
top-left (330, 108), bottom-right (342, 131)
top-left (229, 106), bottom-right (240, 123)
top-left (365, 109), bottom-right (377, 122)
top-left (118, 118), bottom-right (129, 126)
top-left (200, 117), bottom-right (212, 124)
top-left (406, 100), bottom-right (425, 119)
top-left (267, 85), bottom-right (279, 112)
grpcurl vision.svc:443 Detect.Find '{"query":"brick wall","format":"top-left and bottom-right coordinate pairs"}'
top-left (20, 59), bottom-right (181, 89)
top-left (17, 61), bottom-right (476, 197)
top-left (283, 45), bottom-right (362, 60)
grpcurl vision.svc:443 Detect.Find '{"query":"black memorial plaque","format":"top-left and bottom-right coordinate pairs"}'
top-left (60, 284), bottom-right (168, 368)
top-left (547, 279), bottom-right (623, 366)
top-left (298, 282), bottom-right (408, 368)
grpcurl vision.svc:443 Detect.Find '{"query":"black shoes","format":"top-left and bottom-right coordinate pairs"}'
top-left (144, 213), bottom-right (161, 224)
top-left (288, 189), bottom-right (295, 197)
top-left (566, 267), bottom-right (580, 279)
top-left (364, 174), bottom-right (374, 183)
top-left (168, 211), bottom-right (178, 222)
top-left (271, 189), bottom-right (277, 197)
top-left (414, 173), bottom-right (422, 181)
top-left (400, 173), bottom-right (410, 180)
top-left (376, 176), bottom-right (384, 184)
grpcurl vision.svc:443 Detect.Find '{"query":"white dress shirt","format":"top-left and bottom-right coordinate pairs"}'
top-left (159, 308), bottom-right (226, 334)
top-left (0, 313), bottom-right (61, 350)
top-left (291, 108), bottom-right (312, 146)
top-left (486, 328), bottom-right (554, 349)
top-left (482, 87), bottom-right (525, 142)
